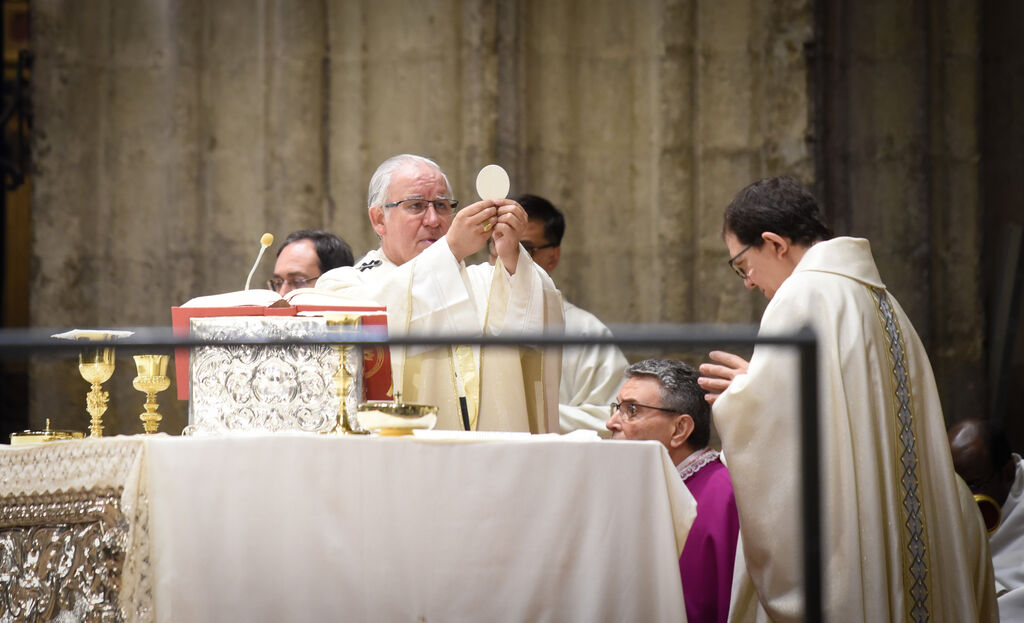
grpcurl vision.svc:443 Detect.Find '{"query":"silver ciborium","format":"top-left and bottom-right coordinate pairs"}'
top-left (133, 354), bottom-right (171, 434)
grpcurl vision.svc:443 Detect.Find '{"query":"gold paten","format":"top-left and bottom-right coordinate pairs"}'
top-left (357, 400), bottom-right (438, 436)
top-left (79, 347), bottom-right (115, 438)
top-left (325, 313), bottom-right (369, 434)
top-left (9, 419), bottom-right (85, 445)
top-left (133, 354), bottom-right (171, 434)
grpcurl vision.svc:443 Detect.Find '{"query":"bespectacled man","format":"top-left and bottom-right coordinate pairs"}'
top-left (269, 229), bottom-right (354, 296)
top-left (606, 358), bottom-right (738, 623)
top-left (696, 176), bottom-right (997, 621)
top-left (308, 154), bottom-right (563, 434)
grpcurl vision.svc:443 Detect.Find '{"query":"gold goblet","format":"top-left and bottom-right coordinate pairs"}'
top-left (79, 346), bottom-right (115, 437)
top-left (133, 354), bottom-right (171, 434)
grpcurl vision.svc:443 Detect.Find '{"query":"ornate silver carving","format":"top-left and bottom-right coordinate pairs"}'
top-left (0, 439), bottom-right (153, 623)
top-left (873, 287), bottom-right (930, 622)
top-left (0, 490), bottom-right (127, 623)
top-left (189, 316), bottom-right (341, 434)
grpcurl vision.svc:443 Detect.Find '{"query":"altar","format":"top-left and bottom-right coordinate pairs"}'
top-left (1, 433), bottom-right (693, 622)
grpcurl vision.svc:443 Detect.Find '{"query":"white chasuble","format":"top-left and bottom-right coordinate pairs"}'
top-left (991, 455), bottom-right (1024, 622)
top-left (558, 300), bottom-right (627, 435)
top-left (312, 240), bottom-right (562, 433)
top-left (715, 237), bottom-right (997, 623)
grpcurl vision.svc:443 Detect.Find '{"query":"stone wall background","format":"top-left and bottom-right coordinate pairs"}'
top-left (23, 0), bottom-right (1016, 440)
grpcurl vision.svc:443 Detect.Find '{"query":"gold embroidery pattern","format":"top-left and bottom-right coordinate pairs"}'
top-left (874, 287), bottom-right (930, 622)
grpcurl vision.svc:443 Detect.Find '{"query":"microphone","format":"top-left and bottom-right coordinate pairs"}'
top-left (245, 233), bottom-right (275, 290)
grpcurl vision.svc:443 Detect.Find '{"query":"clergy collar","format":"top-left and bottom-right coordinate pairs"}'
top-left (795, 237), bottom-right (884, 288)
top-left (676, 447), bottom-right (720, 482)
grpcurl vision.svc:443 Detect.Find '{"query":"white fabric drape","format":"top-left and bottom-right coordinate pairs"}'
top-left (143, 434), bottom-right (694, 622)
top-left (557, 300), bottom-right (628, 435)
top-left (991, 454), bottom-right (1024, 621)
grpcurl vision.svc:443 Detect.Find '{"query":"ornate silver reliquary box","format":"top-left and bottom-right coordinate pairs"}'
top-left (188, 316), bottom-right (356, 435)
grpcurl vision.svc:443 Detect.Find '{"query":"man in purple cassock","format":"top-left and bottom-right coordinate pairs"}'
top-left (607, 358), bottom-right (740, 623)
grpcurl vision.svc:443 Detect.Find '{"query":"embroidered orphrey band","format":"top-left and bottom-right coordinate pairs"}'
top-left (873, 287), bottom-right (930, 622)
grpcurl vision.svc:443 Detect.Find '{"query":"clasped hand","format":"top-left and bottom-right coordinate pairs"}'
top-left (446, 199), bottom-right (527, 274)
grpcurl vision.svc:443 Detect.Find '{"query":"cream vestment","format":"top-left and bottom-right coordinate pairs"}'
top-left (991, 454), bottom-right (1024, 621)
top-left (716, 237), bottom-right (997, 622)
top-left (557, 300), bottom-right (627, 435)
top-left (314, 240), bottom-right (563, 433)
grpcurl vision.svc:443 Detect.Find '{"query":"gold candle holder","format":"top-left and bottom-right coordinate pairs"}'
top-left (325, 313), bottom-right (368, 434)
top-left (79, 346), bottom-right (115, 438)
top-left (133, 354), bottom-right (171, 434)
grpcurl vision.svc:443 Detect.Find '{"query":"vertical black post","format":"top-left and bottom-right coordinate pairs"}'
top-left (799, 327), bottom-right (823, 622)
top-left (0, 0), bottom-right (6, 320)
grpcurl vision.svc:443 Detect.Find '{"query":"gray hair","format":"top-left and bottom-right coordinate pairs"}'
top-left (367, 154), bottom-right (453, 209)
top-left (624, 359), bottom-right (711, 449)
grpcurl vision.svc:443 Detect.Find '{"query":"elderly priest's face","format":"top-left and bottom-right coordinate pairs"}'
top-left (371, 161), bottom-right (454, 266)
top-left (606, 376), bottom-right (678, 451)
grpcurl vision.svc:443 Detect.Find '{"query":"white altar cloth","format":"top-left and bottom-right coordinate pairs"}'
top-left (2, 435), bottom-right (694, 622)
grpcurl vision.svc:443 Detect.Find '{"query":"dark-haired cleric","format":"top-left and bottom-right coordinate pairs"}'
top-left (698, 176), bottom-right (997, 622)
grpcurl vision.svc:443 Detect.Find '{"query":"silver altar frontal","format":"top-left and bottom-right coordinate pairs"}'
top-left (187, 315), bottom-right (357, 435)
top-left (0, 439), bottom-right (151, 621)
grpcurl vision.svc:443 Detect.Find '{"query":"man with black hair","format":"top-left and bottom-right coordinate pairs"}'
top-left (949, 418), bottom-right (1024, 621)
top-left (489, 194), bottom-right (628, 435)
top-left (607, 359), bottom-right (738, 623)
top-left (698, 176), bottom-right (996, 621)
top-left (270, 229), bottom-right (355, 295)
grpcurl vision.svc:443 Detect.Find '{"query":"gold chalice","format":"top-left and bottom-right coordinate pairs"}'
top-left (79, 346), bottom-right (115, 437)
top-left (133, 354), bottom-right (171, 434)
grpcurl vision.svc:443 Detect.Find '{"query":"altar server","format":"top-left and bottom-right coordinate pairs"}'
top-left (312, 154), bottom-right (562, 432)
top-left (949, 418), bottom-right (1024, 622)
top-left (270, 229), bottom-right (354, 295)
top-left (698, 176), bottom-right (997, 621)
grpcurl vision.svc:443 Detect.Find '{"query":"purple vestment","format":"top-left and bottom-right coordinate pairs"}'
top-left (678, 451), bottom-right (739, 623)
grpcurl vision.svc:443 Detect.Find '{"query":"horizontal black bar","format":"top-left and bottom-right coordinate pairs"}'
top-left (0, 324), bottom-right (816, 358)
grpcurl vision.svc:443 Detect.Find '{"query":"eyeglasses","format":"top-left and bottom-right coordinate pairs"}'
top-left (383, 197), bottom-right (459, 217)
top-left (522, 242), bottom-right (558, 257)
top-left (728, 244), bottom-right (753, 279)
top-left (609, 401), bottom-right (680, 423)
top-left (267, 275), bottom-right (320, 292)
